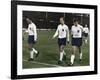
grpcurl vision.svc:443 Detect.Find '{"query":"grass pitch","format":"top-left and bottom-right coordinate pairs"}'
top-left (23, 30), bottom-right (89, 69)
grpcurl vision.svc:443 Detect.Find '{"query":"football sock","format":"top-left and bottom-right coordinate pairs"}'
top-left (60, 51), bottom-right (64, 61)
top-left (30, 50), bottom-right (34, 59)
top-left (85, 39), bottom-right (87, 44)
top-left (32, 48), bottom-right (38, 54)
top-left (80, 53), bottom-right (82, 60)
top-left (71, 54), bottom-right (75, 64)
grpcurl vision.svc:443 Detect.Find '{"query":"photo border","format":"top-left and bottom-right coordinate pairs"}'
top-left (11, 0), bottom-right (97, 79)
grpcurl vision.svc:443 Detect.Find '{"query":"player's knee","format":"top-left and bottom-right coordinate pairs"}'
top-left (72, 46), bottom-right (76, 54)
top-left (59, 48), bottom-right (63, 52)
top-left (28, 47), bottom-right (32, 51)
top-left (60, 49), bottom-right (63, 52)
top-left (79, 47), bottom-right (82, 53)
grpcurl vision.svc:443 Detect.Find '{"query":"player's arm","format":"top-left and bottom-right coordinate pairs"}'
top-left (87, 28), bottom-right (90, 35)
top-left (81, 25), bottom-right (84, 38)
top-left (67, 26), bottom-right (70, 43)
top-left (81, 25), bottom-right (84, 32)
top-left (80, 25), bottom-right (83, 32)
top-left (52, 27), bottom-right (58, 39)
top-left (24, 27), bottom-right (29, 33)
top-left (32, 24), bottom-right (37, 42)
top-left (71, 26), bottom-right (73, 38)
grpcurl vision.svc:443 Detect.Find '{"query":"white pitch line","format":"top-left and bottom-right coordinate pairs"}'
top-left (23, 60), bottom-right (62, 67)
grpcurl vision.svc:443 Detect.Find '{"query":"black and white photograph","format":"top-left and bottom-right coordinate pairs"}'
top-left (11, 0), bottom-right (97, 79)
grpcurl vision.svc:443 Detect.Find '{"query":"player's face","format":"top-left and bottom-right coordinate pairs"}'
top-left (60, 18), bottom-right (64, 25)
top-left (26, 18), bottom-right (31, 24)
top-left (74, 21), bottom-right (78, 26)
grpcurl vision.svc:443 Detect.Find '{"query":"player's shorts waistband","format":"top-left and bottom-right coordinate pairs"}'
top-left (58, 37), bottom-right (66, 39)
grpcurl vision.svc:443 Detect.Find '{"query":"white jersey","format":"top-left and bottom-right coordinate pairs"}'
top-left (83, 27), bottom-right (89, 34)
top-left (27, 22), bottom-right (37, 41)
top-left (53, 24), bottom-right (69, 41)
top-left (71, 24), bottom-right (83, 38)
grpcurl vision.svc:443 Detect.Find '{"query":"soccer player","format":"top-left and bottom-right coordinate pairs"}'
top-left (70, 18), bottom-right (83, 65)
top-left (25, 18), bottom-right (39, 61)
top-left (83, 24), bottom-right (89, 44)
top-left (52, 17), bottom-right (69, 64)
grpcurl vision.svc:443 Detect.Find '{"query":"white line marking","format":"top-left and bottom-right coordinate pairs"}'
top-left (23, 59), bottom-right (62, 67)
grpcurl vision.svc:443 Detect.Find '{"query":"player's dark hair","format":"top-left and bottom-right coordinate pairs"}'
top-left (73, 18), bottom-right (79, 23)
top-left (60, 17), bottom-right (65, 20)
top-left (26, 17), bottom-right (33, 22)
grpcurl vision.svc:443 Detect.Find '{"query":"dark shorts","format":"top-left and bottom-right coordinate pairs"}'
top-left (58, 38), bottom-right (66, 46)
top-left (72, 38), bottom-right (82, 47)
top-left (28, 35), bottom-right (35, 44)
top-left (83, 32), bottom-right (88, 37)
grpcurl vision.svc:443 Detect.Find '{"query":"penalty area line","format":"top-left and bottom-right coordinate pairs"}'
top-left (23, 59), bottom-right (62, 67)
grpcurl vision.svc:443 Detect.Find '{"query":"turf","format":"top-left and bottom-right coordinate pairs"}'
top-left (22, 30), bottom-right (89, 69)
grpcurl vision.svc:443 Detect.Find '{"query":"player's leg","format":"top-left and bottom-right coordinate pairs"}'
top-left (31, 36), bottom-right (39, 58)
top-left (32, 44), bottom-right (39, 58)
top-left (63, 48), bottom-right (67, 61)
top-left (28, 35), bottom-right (38, 61)
top-left (79, 46), bottom-right (82, 61)
top-left (86, 34), bottom-right (88, 44)
top-left (28, 35), bottom-right (34, 60)
top-left (32, 47), bottom-right (38, 54)
top-left (58, 45), bottom-right (65, 62)
top-left (58, 38), bottom-right (66, 64)
top-left (78, 38), bottom-right (83, 61)
top-left (84, 37), bottom-right (87, 44)
top-left (29, 45), bottom-right (39, 60)
top-left (84, 34), bottom-right (88, 44)
top-left (28, 43), bottom-right (34, 61)
top-left (70, 38), bottom-right (77, 65)
top-left (83, 33), bottom-right (87, 44)
top-left (32, 47), bottom-right (39, 58)
top-left (61, 38), bottom-right (67, 61)
top-left (83, 36), bottom-right (85, 45)
top-left (70, 46), bottom-right (76, 65)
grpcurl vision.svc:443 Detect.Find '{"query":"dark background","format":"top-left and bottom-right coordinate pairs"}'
top-left (23, 11), bottom-right (90, 29)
